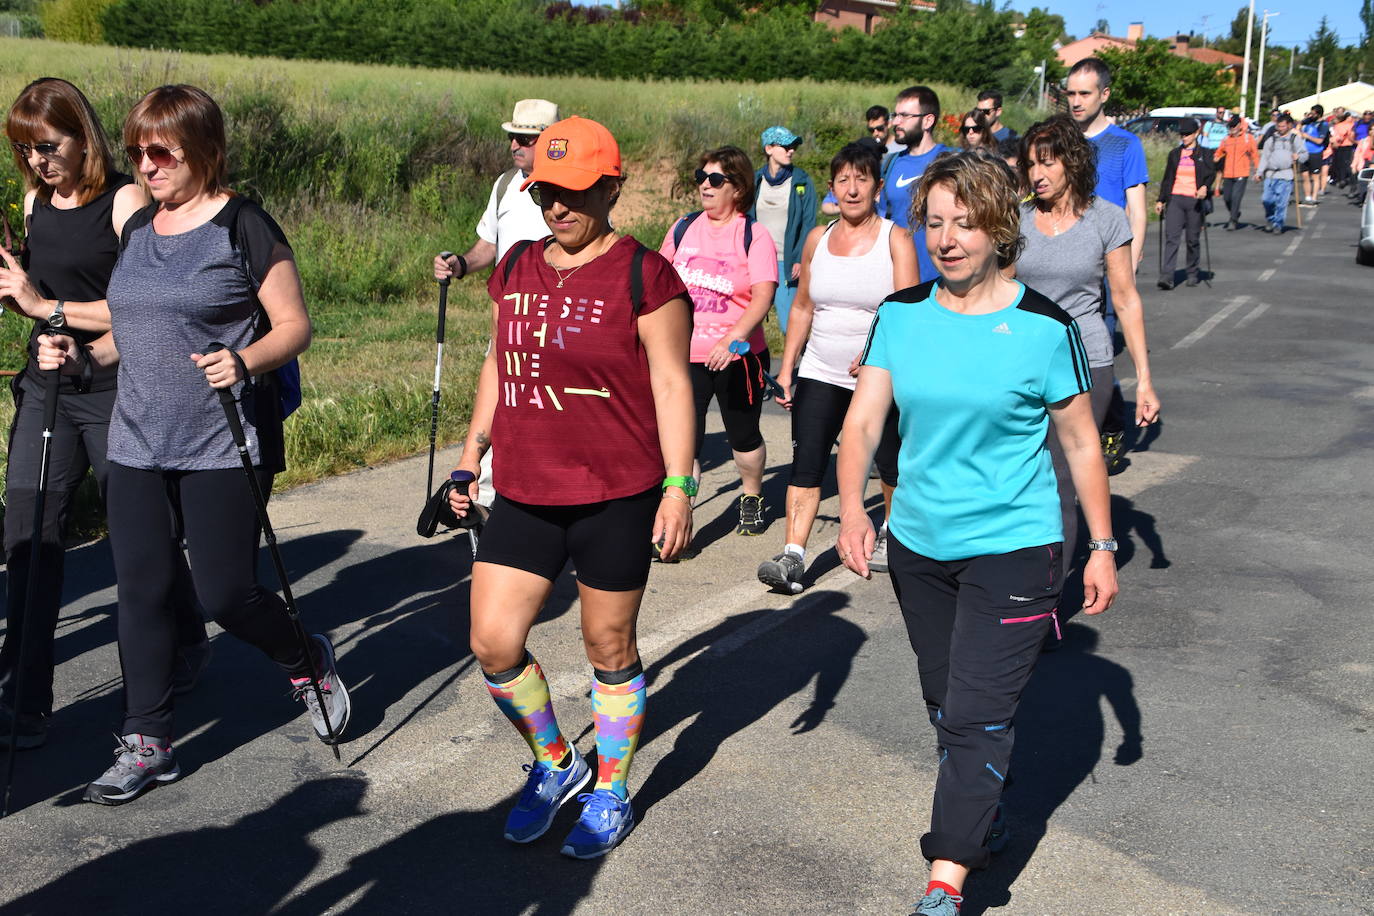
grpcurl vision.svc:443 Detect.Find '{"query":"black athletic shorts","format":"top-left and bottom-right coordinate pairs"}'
top-left (690, 350), bottom-right (770, 456)
top-left (789, 377), bottom-right (900, 488)
top-left (476, 485), bottom-right (659, 591)
top-left (1301, 155), bottom-right (1324, 174)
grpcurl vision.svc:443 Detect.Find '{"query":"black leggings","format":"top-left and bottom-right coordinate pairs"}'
top-left (690, 352), bottom-right (770, 457)
top-left (0, 375), bottom-right (204, 718)
top-left (789, 377), bottom-right (900, 488)
top-left (107, 463), bottom-right (310, 737)
top-left (1048, 364), bottom-right (1115, 576)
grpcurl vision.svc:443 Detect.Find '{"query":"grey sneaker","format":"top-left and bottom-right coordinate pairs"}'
top-left (757, 552), bottom-right (805, 594)
top-left (292, 634), bottom-right (351, 744)
top-left (84, 734), bottom-right (180, 805)
top-left (869, 525), bottom-right (890, 574)
top-left (911, 888), bottom-right (964, 916)
top-left (171, 638), bottom-right (213, 696)
top-left (736, 494), bottom-right (766, 536)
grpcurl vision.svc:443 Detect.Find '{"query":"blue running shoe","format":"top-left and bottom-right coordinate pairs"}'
top-left (504, 745), bottom-right (591, 843)
top-left (560, 788), bottom-right (635, 859)
top-left (911, 888), bottom-right (963, 915)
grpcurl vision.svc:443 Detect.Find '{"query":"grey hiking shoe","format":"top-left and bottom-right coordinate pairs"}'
top-left (757, 552), bottom-right (805, 594)
top-left (171, 638), bottom-right (213, 696)
top-left (84, 734), bottom-right (180, 805)
top-left (292, 634), bottom-right (351, 744)
top-left (911, 888), bottom-right (963, 916)
top-left (869, 524), bottom-right (890, 574)
top-left (736, 494), bottom-right (766, 536)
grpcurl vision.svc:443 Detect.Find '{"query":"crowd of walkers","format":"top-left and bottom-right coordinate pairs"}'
top-left (1, 59), bottom-right (1179, 913)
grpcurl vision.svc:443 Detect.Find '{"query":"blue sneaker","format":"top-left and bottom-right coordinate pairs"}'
top-left (504, 745), bottom-right (591, 843)
top-left (560, 788), bottom-right (635, 859)
top-left (911, 888), bottom-right (963, 915)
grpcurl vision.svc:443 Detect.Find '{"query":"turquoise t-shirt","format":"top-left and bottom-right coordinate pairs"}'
top-left (860, 280), bottom-right (1091, 560)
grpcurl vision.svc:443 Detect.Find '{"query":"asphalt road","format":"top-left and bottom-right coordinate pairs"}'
top-left (0, 186), bottom-right (1370, 915)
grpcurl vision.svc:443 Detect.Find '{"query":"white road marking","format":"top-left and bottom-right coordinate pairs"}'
top-left (1257, 267), bottom-right (1276, 282)
top-left (1118, 377), bottom-right (1137, 391)
top-left (1234, 302), bottom-right (1270, 329)
top-left (1173, 295), bottom-right (1250, 349)
top-left (1283, 234), bottom-right (1302, 256)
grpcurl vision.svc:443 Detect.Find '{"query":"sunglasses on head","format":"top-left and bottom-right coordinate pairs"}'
top-left (508, 133), bottom-right (538, 148)
top-left (694, 169), bottom-right (731, 188)
top-left (125, 143), bottom-right (183, 168)
top-left (11, 141), bottom-right (62, 158)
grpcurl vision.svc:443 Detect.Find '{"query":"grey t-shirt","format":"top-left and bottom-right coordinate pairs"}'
top-left (1015, 197), bottom-right (1131, 368)
top-left (106, 199), bottom-right (290, 471)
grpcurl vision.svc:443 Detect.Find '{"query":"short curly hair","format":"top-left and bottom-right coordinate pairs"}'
top-left (909, 149), bottom-right (1024, 268)
top-left (1018, 115), bottom-right (1098, 215)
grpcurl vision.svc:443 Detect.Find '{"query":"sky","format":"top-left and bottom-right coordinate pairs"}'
top-left (1051, 1), bottom-right (1365, 50)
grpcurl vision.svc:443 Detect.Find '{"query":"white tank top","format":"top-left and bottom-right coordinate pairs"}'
top-left (799, 218), bottom-right (897, 390)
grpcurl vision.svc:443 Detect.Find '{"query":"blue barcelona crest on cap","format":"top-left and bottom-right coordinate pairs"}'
top-left (547, 138), bottom-right (568, 160)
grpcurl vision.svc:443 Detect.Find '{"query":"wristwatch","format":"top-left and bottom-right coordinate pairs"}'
top-left (662, 475), bottom-right (698, 498)
top-left (1087, 537), bottom-right (1119, 552)
top-left (46, 299), bottom-right (66, 329)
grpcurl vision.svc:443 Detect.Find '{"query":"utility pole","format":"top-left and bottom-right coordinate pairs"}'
top-left (1254, 10), bottom-right (1278, 122)
top-left (1039, 59), bottom-right (1047, 110)
top-left (1240, 0), bottom-right (1255, 118)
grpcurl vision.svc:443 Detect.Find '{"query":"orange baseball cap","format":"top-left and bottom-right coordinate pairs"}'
top-left (520, 116), bottom-right (621, 192)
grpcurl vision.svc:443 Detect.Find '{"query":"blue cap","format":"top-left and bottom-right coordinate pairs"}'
top-left (761, 126), bottom-right (801, 149)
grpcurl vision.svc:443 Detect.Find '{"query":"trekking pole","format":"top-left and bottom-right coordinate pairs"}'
top-left (1, 341), bottom-right (64, 818)
top-left (1202, 207), bottom-right (1212, 287)
top-left (426, 253), bottom-right (453, 502)
top-left (449, 469), bottom-right (482, 559)
top-left (1156, 214), bottom-right (1164, 278)
top-left (1291, 165), bottom-right (1303, 230)
top-left (205, 344), bottom-right (341, 761)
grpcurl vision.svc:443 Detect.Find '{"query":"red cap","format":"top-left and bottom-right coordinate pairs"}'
top-left (520, 116), bottom-right (621, 192)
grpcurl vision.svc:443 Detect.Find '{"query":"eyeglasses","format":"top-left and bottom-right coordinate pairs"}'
top-left (125, 144), bottom-right (183, 168)
top-left (694, 169), bottom-right (731, 188)
top-left (891, 111), bottom-right (927, 121)
top-left (530, 183), bottom-right (594, 209)
top-left (11, 141), bottom-right (62, 158)
top-left (508, 133), bottom-right (538, 148)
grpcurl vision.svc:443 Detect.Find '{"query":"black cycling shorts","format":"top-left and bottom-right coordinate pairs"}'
top-left (475, 485), bottom-right (659, 591)
top-left (789, 377), bottom-right (900, 488)
top-left (690, 350), bottom-right (770, 456)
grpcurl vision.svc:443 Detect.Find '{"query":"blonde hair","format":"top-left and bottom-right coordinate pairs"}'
top-left (910, 149), bottom-right (1024, 268)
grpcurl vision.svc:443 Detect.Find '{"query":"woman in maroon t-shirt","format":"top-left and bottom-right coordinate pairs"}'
top-left (446, 117), bottom-right (694, 859)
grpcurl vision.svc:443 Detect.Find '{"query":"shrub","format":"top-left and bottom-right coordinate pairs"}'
top-left (39, 0), bottom-right (113, 43)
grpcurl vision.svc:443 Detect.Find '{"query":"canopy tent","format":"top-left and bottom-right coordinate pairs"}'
top-left (1276, 82), bottom-right (1374, 115)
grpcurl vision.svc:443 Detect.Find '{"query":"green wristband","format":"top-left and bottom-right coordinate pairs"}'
top-left (662, 475), bottom-right (698, 498)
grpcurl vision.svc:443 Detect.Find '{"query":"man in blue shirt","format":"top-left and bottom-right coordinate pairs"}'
top-left (1065, 58), bottom-right (1148, 270)
top-left (1199, 106), bottom-right (1230, 151)
top-left (1298, 105), bottom-right (1330, 203)
top-left (879, 85), bottom-right (951, 283)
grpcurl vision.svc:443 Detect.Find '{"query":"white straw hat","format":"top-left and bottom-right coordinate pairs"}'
top-left (502, 99), bottom-right (560, 135)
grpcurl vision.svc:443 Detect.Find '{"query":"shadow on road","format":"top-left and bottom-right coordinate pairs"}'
top-left (963, 622), bottom-right (1144, 915)
top-left (632, 590), bottom-right (864, 818)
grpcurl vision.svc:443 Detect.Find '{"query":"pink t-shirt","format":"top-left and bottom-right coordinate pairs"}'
top-left (660, 212), bottom-right (778, 364)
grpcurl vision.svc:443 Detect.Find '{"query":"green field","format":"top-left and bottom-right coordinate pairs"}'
top-left (0, 36), bottom-right (1169, 508)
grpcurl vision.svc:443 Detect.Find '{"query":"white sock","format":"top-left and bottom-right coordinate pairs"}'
top-left (784, 543), bottom-right (805, 560)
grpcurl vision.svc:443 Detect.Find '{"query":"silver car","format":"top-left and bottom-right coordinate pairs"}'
top-left (1360, 167), bottom-right (1374, 266)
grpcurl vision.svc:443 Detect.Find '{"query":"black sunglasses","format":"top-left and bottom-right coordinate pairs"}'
top-left (125, 143), bottom-right (183, 168)
top-left (11, 141), bottom-right (62, 158)
top-left (694, 169), bottom-right (731, 188)
top-left (961, 125), bottom-right (982, 134)
top-left (508, 133), bottom-right (538, 148)
top-left (530, 183), bottom-right (592, 209)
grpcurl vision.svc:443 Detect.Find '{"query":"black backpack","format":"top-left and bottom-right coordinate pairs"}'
top-left (670, 210), bottom-right (756, 255)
